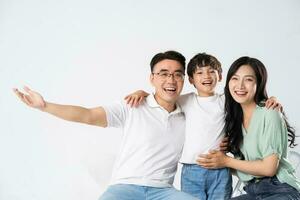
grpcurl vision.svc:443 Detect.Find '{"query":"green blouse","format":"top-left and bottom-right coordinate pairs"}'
top-left (236, 106), bottom-right (300, 191)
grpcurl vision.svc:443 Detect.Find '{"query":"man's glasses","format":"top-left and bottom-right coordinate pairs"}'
top-left (152, 71), bottom-right (185, 81)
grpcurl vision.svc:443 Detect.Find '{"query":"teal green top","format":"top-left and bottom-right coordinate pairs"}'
top-left (236, 106), bottom-right (300, 191)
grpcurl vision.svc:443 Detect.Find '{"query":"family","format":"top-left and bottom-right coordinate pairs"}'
top-left (14, 51), bottom-right (300, 199)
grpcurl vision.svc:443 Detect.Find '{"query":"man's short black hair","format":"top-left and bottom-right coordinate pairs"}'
top-left (150, 50), bottom-right (186, 72)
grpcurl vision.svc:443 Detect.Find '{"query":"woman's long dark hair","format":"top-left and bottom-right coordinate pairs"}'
top-left (224, 56), bottom-right (296, 158)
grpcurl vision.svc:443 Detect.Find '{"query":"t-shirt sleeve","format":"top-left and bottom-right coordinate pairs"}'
top-left (261, 110), bottom-right (287, 160)
top-left (177, 93), bottom-right (193, 111)
top-left (102, 100), bottom-right (129, 128)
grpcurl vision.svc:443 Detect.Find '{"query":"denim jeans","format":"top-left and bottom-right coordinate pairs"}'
top-left (99, 184), bottom-right (199, 200)
top-left (231, 176), bottom-right (300, 200)
top-left (181, 164), bottom-right (232, 200)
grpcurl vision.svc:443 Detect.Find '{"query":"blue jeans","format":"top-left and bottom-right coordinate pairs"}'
top-left (231, 176), bottom-right (300, 200)
top-left (99, 184), bottom-right (199, 200)
top-left (181, 164), bottom-right (232, 200)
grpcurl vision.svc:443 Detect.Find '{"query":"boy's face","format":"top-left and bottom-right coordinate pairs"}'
top-left (189, 66), bottom-right (221, 97)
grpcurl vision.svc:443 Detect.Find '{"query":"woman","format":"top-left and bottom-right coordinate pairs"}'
top-left (197, 56), bottom-right (300, 199)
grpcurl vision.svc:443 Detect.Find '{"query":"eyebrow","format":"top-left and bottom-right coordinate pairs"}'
top-left (233, 74), bottom-right (256, 78)
top-left (158, 69), bottom-right (184, 73)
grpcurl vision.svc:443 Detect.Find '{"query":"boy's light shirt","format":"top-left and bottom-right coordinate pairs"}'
top-left (178, 92), bottom-right (225, 164)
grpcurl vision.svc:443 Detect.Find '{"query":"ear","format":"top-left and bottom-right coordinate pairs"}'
top-left (150, 73), bottom-right (155, 86)
top-left (188, 76), bottom-right (194, 85)
top-left (218, 73), bottom-right (222, 82)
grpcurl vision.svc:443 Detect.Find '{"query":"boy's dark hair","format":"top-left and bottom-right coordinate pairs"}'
top-left (187, 53), bottom-right (222, 78)
top-left (150, 50), bottom-right (186, 72)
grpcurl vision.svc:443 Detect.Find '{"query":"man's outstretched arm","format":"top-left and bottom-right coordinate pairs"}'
top-left (13, 86), bottom-right (107, 127)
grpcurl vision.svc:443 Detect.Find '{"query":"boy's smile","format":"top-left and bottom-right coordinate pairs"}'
top-left (189, 66), bottom-right (221, 97)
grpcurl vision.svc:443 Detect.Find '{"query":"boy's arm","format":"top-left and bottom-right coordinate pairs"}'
top-left (14, 86), bottom-right (107, 127)
top-left (124, 90), bottom-right (149, 107)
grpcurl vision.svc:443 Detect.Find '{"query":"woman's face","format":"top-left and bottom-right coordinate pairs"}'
top-left (229, 65), bottom-right (257, 106)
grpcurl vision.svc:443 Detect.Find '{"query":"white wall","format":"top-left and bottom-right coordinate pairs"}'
top-left (1, 0), bottom-right (299, 199)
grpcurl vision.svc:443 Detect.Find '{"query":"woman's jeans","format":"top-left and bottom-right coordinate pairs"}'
top-left (231, 176), bottom-right (300, 200)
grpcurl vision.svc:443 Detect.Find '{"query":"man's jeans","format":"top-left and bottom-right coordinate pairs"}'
top-left (231, 176), bottom-right (300, 200)
top-left (181, 164), bottom-right (232, 200)
top-left (99, 184), bottom-right (199, 200)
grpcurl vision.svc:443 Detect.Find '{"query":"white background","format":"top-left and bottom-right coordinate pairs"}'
top-left (1, 0), bottom-right (299, 199)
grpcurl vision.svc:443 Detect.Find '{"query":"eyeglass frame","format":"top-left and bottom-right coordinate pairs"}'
top-left (152, 70), bottom-right (185, 81)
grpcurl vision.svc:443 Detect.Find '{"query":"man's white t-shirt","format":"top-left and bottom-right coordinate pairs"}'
top-left (103, 94), bottom-right (186, 187)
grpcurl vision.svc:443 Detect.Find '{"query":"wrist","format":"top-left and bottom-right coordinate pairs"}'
top-left (224, 155), bottom-right (232, 167)
top-left (39, 101), bottom-right (47, 111)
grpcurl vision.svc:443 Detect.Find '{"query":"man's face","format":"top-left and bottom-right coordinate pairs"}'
top-left (189, 66), bottom-right (221, 97)
top-left (150, 59), bottom-right (185, 107)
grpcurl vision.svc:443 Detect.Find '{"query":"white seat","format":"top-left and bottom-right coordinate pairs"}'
top-left (231, 149), bottom-right (300, 197)
top-left (231, 176), bottom-right (245, 197)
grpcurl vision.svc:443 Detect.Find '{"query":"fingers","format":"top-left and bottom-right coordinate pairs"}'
top-left (128, 97), bottom-right (134, 107)
top-left (125, 96), bottom-right (134, 107)
top-left (267, 102), bottom-right (281, 110)
top-left (220, 146), bottom-right (227, 152)
top-left (13, 88), bottom-right (30, 105)
top-left (196, 157), bottom-right (216, 169)
top-left (198, 153), bottom-right (211, 159)
top-left (275, 104), bottom-right (283, 112)
top-left (265, 97), bottom-right (281, 110)
top-left (13, 88), bottom-right (24, 100)
top-left (222, 137), bottom-right (229, 142)
top-left (208, 150), bottom-right (218, 154)
top-left (132, 96), bottom-right (138, 107)
top-left (125, 95), bottom-right (145, 107)
top-left (124, 95), bottom-right (130, 101)
top-left (219, 137), bottom-right (229, 152)
top-left (273, 103), bottom-right (282, 111)
top-left (23, 94), bottom-right (33, 105)
top-left (270, 103), bottom-right (278, 109)
top-left (266, 101), bottom-right (276, 109)
top-left (23, 86), bottom-right (31, 93)
top-left (24, 85), bottom-right (37, 96)
top-left (138, 96), bottom-right (144, 105)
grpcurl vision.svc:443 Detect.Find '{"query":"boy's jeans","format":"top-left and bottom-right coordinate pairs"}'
top-left (231, 176), bottom-right (300, 200)
top-left (99, 184), bottom-right (199, 200)
top-left (181, 164), bottom-right (232, 200)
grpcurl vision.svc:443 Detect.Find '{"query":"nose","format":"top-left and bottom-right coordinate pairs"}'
top-left (166, 74), bottom-right (176, 82)
top-left (238, 79), bottom-right (245, 89)
top-left (203, 71), bottom-right (211, 78)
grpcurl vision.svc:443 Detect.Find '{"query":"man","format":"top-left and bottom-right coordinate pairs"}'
top-left (14, 51), bottom-right (198, 200)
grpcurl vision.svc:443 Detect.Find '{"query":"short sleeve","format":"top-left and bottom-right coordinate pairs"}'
top-left (102, 100), bottom-right (129, 128)
top-left (177, 93), bottom-right (193, 111)
top-left (260, 110), bottom-right (287, 159)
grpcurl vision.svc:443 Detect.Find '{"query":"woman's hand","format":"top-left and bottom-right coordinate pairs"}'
top-left (196, 150), bottom-right (230, 169)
